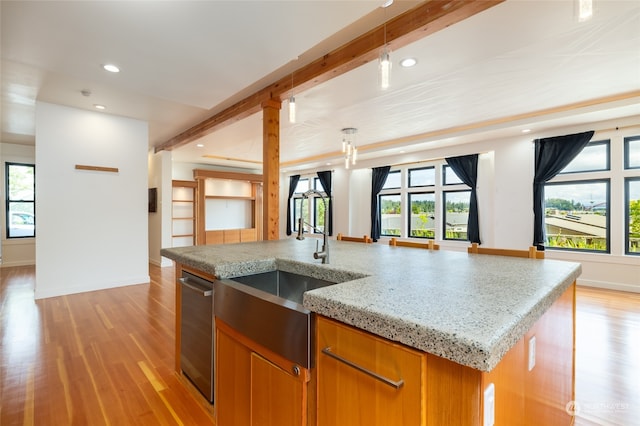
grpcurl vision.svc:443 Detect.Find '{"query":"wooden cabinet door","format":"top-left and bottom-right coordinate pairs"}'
top-left (216, 325), bottom-right (251, 426)
top-left (316, 316), bottom-right (426, 426)
top-left (216, 320), bottom-right (308, 426)
top-left (251, 353), bottom-right (305, 426)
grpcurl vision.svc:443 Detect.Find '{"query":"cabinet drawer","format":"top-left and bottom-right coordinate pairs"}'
top-left (316, 316), bottom-right (426, 426)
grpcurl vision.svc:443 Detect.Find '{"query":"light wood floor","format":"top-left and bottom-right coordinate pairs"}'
top-left (1, 264), bottom-right (638, 425)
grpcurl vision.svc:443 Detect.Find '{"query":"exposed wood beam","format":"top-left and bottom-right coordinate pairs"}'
top-left (155, 0), bottom-right (504, 153)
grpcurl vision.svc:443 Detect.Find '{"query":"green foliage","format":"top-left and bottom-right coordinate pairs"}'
top-left (547, 234), bottom-right (607, 251)
top-left (381, 199), bottom-right (401, 214)
top-left (630, 199), bottom-right (640, 235)
top-left (546, 197), bottom-right (584, 211)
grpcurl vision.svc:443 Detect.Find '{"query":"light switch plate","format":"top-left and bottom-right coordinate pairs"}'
top-left (484, 383), bottom-right (495, 426)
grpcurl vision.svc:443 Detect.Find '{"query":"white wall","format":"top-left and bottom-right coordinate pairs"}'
top-left (35, 102), bottom-right (149, 299)
top-left (148, 150), bottom-right (173, 267)
top-left (281, 117), bottom-right (640, 293)
top-left (0, 143), bottom-right (36, 267)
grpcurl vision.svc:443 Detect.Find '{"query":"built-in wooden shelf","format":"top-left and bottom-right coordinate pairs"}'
top-left (75, 164), bottom-right (119, 173)
top-left (205, 195), bottom-right (255, 200)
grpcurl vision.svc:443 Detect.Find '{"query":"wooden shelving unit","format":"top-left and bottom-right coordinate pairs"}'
top-left (172, 180), bottom-right (197, 247)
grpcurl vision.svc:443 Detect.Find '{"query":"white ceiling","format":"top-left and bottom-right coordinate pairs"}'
top-left (2, 0), bottom-right (640, 172)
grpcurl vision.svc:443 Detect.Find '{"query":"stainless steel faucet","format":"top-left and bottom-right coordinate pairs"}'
top-left (296, 189), bottom-right (329, 264)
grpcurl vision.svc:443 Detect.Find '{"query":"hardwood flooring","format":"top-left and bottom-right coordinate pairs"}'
top-left (1, 264), bottom-right (638, 425)
top-left (0, 265), bottom-right (214, 426)
top-left (574, 287), bottom-right (640, 426)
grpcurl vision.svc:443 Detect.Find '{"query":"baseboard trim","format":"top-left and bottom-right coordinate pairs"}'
top-left (577, 279), bottom-right (640, 294)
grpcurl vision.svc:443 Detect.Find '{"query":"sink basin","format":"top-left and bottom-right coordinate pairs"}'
top-left (214, 269), bottom-right (348, 369)
top-left (228, 269), bottom-right (337, 305)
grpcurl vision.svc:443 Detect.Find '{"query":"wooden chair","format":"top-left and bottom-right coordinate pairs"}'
top-left (389, 237), bottom-right (440, 250)
top-left (467, 242), bottom-right (544, 259)
top-left (336, 233), bottom-right (372, 243)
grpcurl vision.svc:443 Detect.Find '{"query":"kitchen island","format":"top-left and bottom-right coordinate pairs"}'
top-left (162, 238), bottom-right (580, 425)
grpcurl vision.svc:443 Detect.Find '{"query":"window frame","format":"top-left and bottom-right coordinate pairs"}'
top-left (407, 191), bottom-right (435, 238)
top-left (408, 166), bottom-right (435, 188)
top-left (543, 177), bottom-right (610, 254)
top-left (379, 192), bottom-right (402, 237)
top-left (625, 176), bottom-right (640, 256)
top-left (5, 162), bottom-right (36, 239)
top-left (377, 162), bottom-right (471, 241)
top-left (624, 136), bottom-right (640, 170)
top-left (291, 175), bottom-right (327, 235)
top-left (442, 189), bottom-right (472, 241)
top-left (557, 139), bottom-right (610, 175)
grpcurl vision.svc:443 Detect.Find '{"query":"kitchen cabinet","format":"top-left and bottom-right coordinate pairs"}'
top-left (316, 316), bottom-right (426, 426)
top-left (316, 283), bottom-right (575, 426)
top-left (215, 320), bottom-right (309, 426)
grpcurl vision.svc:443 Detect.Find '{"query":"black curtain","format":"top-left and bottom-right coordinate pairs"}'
top-left (445, 154), bottom-right (481, 244)
top-left (533, 130), bottom-right (594, 249)
top-left (370, 166), bottom-right (391, 242)
top-left (316, 170), bottom-right (333, 236)
top-left (285, 175), bottom-right (300, 236)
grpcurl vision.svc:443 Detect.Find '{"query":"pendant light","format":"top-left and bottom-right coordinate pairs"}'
top-left (341, 128), bottom-right (358, 169)
top-left (379, 0), bottom-right (393, 90)
top-left (289, 72), bottom-right (296, 123)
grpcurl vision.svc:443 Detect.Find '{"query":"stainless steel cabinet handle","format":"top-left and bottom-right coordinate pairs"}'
top-left (321, 347), bottom-right (404, 389)
top-left (179, 278), bottom-right (213, 297)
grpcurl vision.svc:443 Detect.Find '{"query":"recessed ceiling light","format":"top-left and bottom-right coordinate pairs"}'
top-left (522, 129), bottom-right (531, 133)
top-left (94, 104), bottom-right (106, 110)
top-left (400, 58), bottom-right (417, 68)
top-left (196, 144), bottom-right (204, 148)
top-left (102, 64), bottom-right (120, 73)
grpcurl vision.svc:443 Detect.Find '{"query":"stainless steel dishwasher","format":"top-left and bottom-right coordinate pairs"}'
top-left (180, 270), bottom-right (214, 402)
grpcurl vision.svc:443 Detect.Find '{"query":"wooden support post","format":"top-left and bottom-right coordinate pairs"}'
top-left (262, 99), bottom-right (281, 240)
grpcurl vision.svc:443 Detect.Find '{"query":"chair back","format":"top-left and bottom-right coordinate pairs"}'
top-left (336, 233), bottom-right (372, 243)
top-left (389, 237), bottom-right (439, 250)
top-left (467, 243), bottom-right (544, 259)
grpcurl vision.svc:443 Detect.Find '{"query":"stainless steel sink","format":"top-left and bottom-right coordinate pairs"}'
top-left (214, 269), bottom-right (354, 369)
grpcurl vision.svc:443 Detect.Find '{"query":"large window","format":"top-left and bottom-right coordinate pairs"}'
top-left (378, 162), bottom-right (470, 240)
top-left (625, 136), bottom-right (640, 255)
top-left (6, 162), bottom-right (35, 238)
top-left (626, 177), bottom-right (640, 255)
top-left (544, 140), bottom-right (610, 252)
top-left (292, 176), bottom-right (329, 234)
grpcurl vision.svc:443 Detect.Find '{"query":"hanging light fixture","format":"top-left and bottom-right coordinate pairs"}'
top-left (379, 0), bottom-right (393, 90)
top-left (288, 72), bottom-right (296, 123)
top-left (341, 128), bottom-right (358, 169)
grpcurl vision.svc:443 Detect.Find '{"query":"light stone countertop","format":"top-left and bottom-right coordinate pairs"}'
top-left (161, 238), bottom-right (581, 372)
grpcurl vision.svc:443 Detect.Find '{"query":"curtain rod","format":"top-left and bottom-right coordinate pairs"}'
top-left (532, 123), bottom-right (640, 142)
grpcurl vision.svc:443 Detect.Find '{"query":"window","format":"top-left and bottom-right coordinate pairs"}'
top-left (408, 192), bottom-right (434, 237)
top-left (409, 167), bottom-right (435, 187)
top-left (626, 177), bottom-right (640, 255)
top-left (443, 190), bottom-right (471, 241)
top-left (545, 180), bottom-right (609, 252)
top-left (380, 193), bottom-right (401, 237)
top-left (559, 140), bottom-right (609, 174)
top-left (378, 162), bottom-right (471, 241)
top-left (544, 140), bottom-right (610, 252)
top-left (443, 165), bottom-right (464, 185)
top-left (383, 170), bottom-right (401, 189)
top-left (6, 162), bottom-right (35, 238)
top-left (625, 136), bottom-right (640, 169)
top-left (292, 176), bottom-right (328, 234)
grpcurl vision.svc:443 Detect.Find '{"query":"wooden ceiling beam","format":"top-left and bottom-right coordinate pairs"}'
top-left (155, 0), bottom-right (504, 153)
